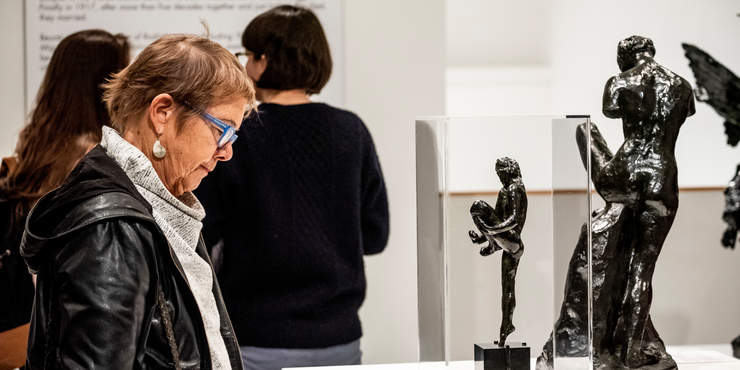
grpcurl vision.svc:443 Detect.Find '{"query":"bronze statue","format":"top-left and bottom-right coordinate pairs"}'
top-left (468, 157), bottom-right (527, 347)
top-left (723, 164), bottom-right (740, 249)
top-left (538, 36), bottom-right (695, 370)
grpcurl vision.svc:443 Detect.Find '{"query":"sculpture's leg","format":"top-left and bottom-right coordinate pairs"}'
top-left (472, 212), bottom-right (500, 234)
top-left (722, 211), bottom-right (738, 248)
top-left (499, 246), bottom-right (522, 345)
top-left (621, 205), bottom-right (676, 367)
top-left (472, 210), bottom-right (504, 255)
top-left (732, 334), bottom-right (740, 359)
top-left (471, 200), bottom-right (496, 220)
top-left (722, 226), bottom-right (737, 249)
top-left (641, 315), bottom-right (674, 365)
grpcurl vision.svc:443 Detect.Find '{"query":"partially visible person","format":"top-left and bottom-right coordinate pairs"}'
top-left (20, 34), bottom-right (255, 369)
top-left (0, 29), bottom-right (129, 369)
top-left (195, 5), bottom-right (389, 370)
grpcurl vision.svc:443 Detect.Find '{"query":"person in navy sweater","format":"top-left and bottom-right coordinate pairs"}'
top-left (195, 5), bottom-right (389, 370)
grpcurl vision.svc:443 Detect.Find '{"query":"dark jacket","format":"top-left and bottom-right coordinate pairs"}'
top-left (0, 195), bottom-right (35, 333)
top-left (195, 102), bottom-right (389, 348)
top-left (20, 146), bottom-right (243, 369)
top-left (0, 156), bottom-right (35, 334)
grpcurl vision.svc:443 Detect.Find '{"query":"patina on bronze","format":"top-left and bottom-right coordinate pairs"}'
top-left (723, 164), bottom-right (740, 249)
top-left (681, 43), bottom-right (740, 147)
top-left (468, 157), bottom-right (527, 347)
top-left (537, 36), bottom-right (695, 370)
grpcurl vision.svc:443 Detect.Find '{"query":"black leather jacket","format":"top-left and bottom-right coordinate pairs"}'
top-left (20, 146), bottom-right (243, 369)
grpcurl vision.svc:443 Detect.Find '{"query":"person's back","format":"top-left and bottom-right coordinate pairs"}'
top-left (605, 59), bottom-right (695, 151)
top-left (601, 38), bottom-right (695, 207)
top-left (196, 6), bottom-right (389, 369)
top-left (198, 102), bottom-right (388, 349)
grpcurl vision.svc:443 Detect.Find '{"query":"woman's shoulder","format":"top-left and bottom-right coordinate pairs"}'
top-left (254, 102), bottom-right (362, 121)
top-left (243, 103), bottom-right (368, 138)
top-left (21, 190), bottom-right (159, 274)
top-left (314, 103), bottom-right (363, 122)
top-left (21, 147), bottom-right (157, 260)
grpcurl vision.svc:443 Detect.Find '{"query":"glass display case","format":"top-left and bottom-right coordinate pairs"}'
top-left (415, 116), bottom-right (595, 369)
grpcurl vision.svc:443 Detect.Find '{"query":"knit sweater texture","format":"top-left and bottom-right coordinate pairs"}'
top-left (100, 127), bottom-right (231, 369)
top-left (195, 102), bottom-right (389, 348)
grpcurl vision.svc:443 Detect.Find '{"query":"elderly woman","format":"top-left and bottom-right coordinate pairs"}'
top-left (20, 34), bottom-right (254, 369)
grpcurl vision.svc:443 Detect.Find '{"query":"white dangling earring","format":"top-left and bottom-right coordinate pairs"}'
top-left (153, 136), bottom-right (167, 159)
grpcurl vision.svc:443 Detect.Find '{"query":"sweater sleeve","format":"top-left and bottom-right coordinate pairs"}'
top-left (52, 220), bottom-right (153, 369)
top-left (360, 124), bottom-right (390, 255)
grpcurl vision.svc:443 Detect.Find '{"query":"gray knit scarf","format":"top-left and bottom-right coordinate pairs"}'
top-left (100, 126), bottom-right (231, 369)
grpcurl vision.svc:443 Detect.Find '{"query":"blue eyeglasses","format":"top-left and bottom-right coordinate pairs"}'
top-left (200, 111), bottom-right (238, 148)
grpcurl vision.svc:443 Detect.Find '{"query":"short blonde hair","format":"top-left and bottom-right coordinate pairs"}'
top-left (103, 34), bottom-right (255, 132)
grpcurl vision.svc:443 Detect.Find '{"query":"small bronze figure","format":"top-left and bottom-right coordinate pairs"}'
top-left (538, 36), bottom-right (695, 370)
top-left (468, 157), bottom-right (527, 347)
top-left (723, 164), bottom-right (740, 249)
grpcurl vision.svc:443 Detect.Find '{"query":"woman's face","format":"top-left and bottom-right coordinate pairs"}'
top-left (244, 51), bottom-right (267, 84)
top-left (158, 96), bottom-right (248, 196)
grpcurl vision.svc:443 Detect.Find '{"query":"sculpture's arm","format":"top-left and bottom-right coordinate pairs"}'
top-left (474, 215), bottom-right (517, 235)
top-left (576, 122), bottom-right (613, 186)
top-left (603, 76), bottom-right (623, 119)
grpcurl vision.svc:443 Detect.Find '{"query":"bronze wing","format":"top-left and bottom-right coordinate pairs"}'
top-left (682, 43), bottom-right (740, 147)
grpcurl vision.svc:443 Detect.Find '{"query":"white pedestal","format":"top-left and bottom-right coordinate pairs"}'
top-left (287, 344), bottom-right (740, 370)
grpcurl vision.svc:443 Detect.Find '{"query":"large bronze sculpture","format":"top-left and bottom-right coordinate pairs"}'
top-left (537, 36), bottom-right (695, 370)
top-left (468, 157), bottom-right (527, 346)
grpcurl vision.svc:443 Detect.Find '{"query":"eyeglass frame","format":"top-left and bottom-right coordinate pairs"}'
top-left (200, 111), bottom-right (238, 148)
top-left (235, 51), bottom-right (252, 65)
top-left (177, 99), bottom-right (238, 148)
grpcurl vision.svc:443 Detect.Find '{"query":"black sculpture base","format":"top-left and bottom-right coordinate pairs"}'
top-left (733, 335), bottom-right (740, 359)
top-left (475, 342), bottom-right (530, 370)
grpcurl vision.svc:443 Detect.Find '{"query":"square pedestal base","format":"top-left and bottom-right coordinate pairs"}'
top-left (474, 342), bottom-right (530, 370)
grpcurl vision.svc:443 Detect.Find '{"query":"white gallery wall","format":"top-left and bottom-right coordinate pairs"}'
top-left (344, 0), bottom-right (445, 364)
top-left (445, 0), bottom-right (552, 117)
top-left (0, 0), bottom-right (25, 156)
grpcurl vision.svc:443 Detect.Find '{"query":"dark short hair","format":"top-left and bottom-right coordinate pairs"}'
top-left (617, 35), bottom-right (656, 64)
top-left (242, 5), bottom-right (332, 94)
